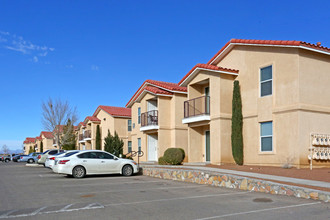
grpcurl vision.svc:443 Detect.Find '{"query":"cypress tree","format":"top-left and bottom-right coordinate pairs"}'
top-left (96, 125), bottom-right (101, 150)
top-left (40, 141), bottom-right (44, 153)
top-left (104, 130), bottom-right (113, 154)
top-left (231, 80), bottom-right (243, 165)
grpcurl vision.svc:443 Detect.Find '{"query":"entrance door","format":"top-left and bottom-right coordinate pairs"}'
top-left (147, 134), bottom-right (158, 161)
top-left (205, 131), bottom-right (210, 162)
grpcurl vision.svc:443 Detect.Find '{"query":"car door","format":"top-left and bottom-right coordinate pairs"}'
top-left (96, 152), bottom-right (121, 174)
top-left (77, 152), bottom-right (100, 174)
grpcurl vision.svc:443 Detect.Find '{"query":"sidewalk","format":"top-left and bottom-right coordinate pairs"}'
top-left (141, 164), bottom-right (330, 202)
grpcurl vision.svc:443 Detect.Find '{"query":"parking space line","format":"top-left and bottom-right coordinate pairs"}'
top-left (59, 204), bottom-right (74, 211)
top-left (63, 180), bottom-right (166, 187)
top-left (194, 201), bottom-right (322, 220)
top-left (0, 210), bottom-right (17, 218)
top-left (103, 191), bottom-right (250, 207)
top-left (79, 185), bottom-right (206, 195)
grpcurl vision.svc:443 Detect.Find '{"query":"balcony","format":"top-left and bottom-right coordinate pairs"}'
top-left (140, 110), bottom-right (159, 131)
top-left (182, 96), bottom-right (210, 124)
top-left (83, 130), bottom-right (91, 140)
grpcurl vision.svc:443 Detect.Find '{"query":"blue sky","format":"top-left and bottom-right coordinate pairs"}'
top-left (0, 0), bottom-right (329, 151)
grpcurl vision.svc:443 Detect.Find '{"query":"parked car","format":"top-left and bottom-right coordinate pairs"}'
top-left (53, 150), bottom-right (138, 178)
top-left (18, 152), bottom-right (41, 163)
top-left (1, 155), bottom-right (11, 163)
top-left (45, 151), bottom-right (79, 168)
top-left (12, 154), bottom-right (25, 162)
top-left (38, 149), bottom-right (65, 166)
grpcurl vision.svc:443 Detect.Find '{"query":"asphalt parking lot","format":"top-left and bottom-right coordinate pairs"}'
top-left (0, 162), bottom-right (329, 220)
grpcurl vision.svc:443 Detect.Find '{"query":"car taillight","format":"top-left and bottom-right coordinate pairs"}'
top-left (20, 157), bottom-right (23, 159)
top-left (50, 157), bottom-right (55, 160)
top-left (59, 160), bottom-right (70, 164)
top-left (38, 155), bottom-right (41, 159)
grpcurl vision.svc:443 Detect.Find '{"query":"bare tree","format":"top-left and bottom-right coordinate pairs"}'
top-left (2, 145), bottom-right (9, 154)
top-left (42, 98), bottom-right (78, 149)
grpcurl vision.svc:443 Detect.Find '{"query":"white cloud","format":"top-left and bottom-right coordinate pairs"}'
top-left (0, 30), bottom-right (55, 62)
top-left (91, 65), bottom-right (99, 71)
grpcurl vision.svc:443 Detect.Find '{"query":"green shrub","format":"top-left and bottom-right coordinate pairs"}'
top-left (163, 148), bottom-right (184, 165)
top-left (158, 156), bottom-right (167, 165)
top-left (178, 148), bottom-right (185, 161)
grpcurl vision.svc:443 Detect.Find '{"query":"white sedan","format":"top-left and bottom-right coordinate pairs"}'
top-left (45, 151), bottom-right (79, 168)
top-left (53, 150), bottom-right (139, 178)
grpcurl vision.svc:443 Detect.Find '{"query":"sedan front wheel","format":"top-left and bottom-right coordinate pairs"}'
top-left (122, 165), bottom-right (133, 176)
top-left (72, 166), bottom-right (86, 178)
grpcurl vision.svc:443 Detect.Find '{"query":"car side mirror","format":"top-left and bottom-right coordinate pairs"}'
top-left (114, 157), bottom-right (118, 160)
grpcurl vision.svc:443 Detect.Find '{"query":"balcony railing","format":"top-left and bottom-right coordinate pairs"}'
top-left (184, 96), bottom-right (210, 118)
top-left (84, 130), bottom-right (91, 139)
top-left (141, 110), bottom-right (158, 127)
top-left (79, 134), bottom-right (84, 141)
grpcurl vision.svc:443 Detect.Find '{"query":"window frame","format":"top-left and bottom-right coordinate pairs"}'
top-left (138, 107), bottom-right (141, 124)
top-left (138, 138), bottom-right (141, 153)
top-left (260, 65), bottom-right (273, 97)
top-left (260, 121), bottom-right (273, 152)
top-left (128, 141), bottom-right (132, 153)
top-left (128, 119), bottom-right (132, 132)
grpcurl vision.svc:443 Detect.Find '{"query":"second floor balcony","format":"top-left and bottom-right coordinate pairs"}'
top-left (182, 96), bottom-right (210, 124)
top-left (78, 130), bottom-right (91, 142)
top-left (140, 110), bottom-right (159, 131)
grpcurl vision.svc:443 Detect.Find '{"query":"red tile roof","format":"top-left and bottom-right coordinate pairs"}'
top-left (145, 86), bottom-right (173, 95)
top-left (93, 106), bottom-right (132, 118)
top-left (207, 39), bottom-right (330, 65)
top-left (126, 80), bottom-right (187, 107)
top-left (78, 122), bottom-right (86, 128)
top-left (178, 63), bottom-right (239, 86)
top-left (40, 131), bottom-right (53, 139)
top-left (53, 125), bottom-right (65, 133)
top-left (36, 136), bottom-right (42, 140)
top-left (84, 116), bottom-right (101, 124)
top-left (23, 137), bottom-right (36, 144)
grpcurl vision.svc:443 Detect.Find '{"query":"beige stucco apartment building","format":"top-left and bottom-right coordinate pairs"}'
top-left (77, 106), bottom-right (131, 152)
top-left (39, 131), bottom-right (55, 152)
top-left (23, 137), bottom-right (36, 154)
top-left (179, 39), bottom-right (330, 168)
top-left (126, 80), bottom-right (188, 162)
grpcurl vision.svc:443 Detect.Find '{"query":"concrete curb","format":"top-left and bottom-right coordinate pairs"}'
top-left (142, 166), bottom-right (330, 202)
top-left (25, 163), bottom-right (43, 167)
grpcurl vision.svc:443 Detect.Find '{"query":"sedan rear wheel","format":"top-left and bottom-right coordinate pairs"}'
top-left (122, 165), bottom-right (133, 176)
top-left (5, 159), bottom-right (9, 163)
top-left (73, 166), bottom-right (86, 178)
top-left (28, 159), bottom-right (34, 163)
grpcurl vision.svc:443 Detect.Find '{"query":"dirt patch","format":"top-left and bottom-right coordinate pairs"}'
top-left (205, 164), bottom-right (330, 183)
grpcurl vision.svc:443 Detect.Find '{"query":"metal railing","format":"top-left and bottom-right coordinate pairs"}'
top-left (184, 96), bottom-right (210, 118)
top-left (84, 130), bottom-right (91, 139)
top-left (124, 150), bottom-right (144, 168)
top-left (141, 110), bottom-right (158, 127)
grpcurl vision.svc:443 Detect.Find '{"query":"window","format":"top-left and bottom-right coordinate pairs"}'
top-left (128, 119), bottom-right (132, 131)
top-left (260, 121), bottom-right (273, 152)
top-left (260, 65), bottom-right (272, 97)
top-left (138, 107), bottom-right (141, 124)
top-left (128, 141), bottom-right (132, 153)
top-left (138, 138), bottom-right (141, 153)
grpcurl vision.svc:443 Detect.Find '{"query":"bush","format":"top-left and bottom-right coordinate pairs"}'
top-left (163, 148), bottom-right (184, 165)
top-left (158, 156), bottom-right (167, 165)
top-left (178, 148), bottom-right (185, 161)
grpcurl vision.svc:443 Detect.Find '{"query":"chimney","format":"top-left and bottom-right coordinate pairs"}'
top-left (317, 42), bottom-right (321, 46)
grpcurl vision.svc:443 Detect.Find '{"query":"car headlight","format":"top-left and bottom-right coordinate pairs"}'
top-left (132, 161), bottom-right (137, 165)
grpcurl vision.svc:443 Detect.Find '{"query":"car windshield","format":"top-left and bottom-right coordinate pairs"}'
top-left (42, 150), bottom-right (50, 155)
top-left (63, 151), bottom-right (79, 157)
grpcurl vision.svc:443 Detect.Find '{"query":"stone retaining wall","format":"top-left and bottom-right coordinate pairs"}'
top-left (142, 167), bottom-right (330, 202)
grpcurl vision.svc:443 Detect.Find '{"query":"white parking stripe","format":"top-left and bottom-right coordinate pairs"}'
top-left (63, 180), bottom-right (166, 187)
top-left (104, 191), bottom-right (250, 207)
top-left (59, 204), bottom-right (74, 211)
top-left (195, 202), bottom-right (322, 220)
top-left (79, 185), bottom-right (206, 195)
top-left (0, 210), bottom-right (17, 218)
